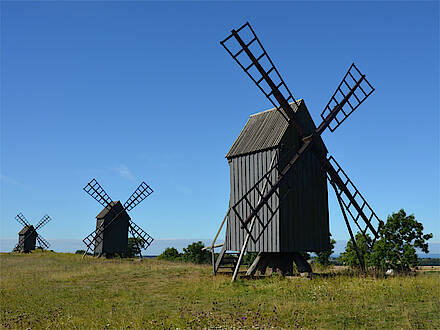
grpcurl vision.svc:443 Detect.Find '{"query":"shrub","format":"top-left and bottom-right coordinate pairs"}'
top-left (157, 247), bottom-right (181, 261)
top-left (125, 237), bottom-right (146, 258)
top-left (75, 249), bottom-right (91, 255)
top-left (315, 234), bottom-right (336, 266)
top-left (242, 252), bottom-right (258, 265)
top-left (181, 241), bottom-right (210, 264)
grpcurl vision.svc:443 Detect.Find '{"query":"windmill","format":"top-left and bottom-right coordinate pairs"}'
top-left (209, 22), bottom-right (383, 281)
top-left (13, 213), bottom-right (52, 252)
top-left (82, 178), bottom-right (154, 258)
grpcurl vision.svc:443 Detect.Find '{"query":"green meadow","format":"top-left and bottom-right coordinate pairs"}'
top-left (1, 252), bottom-right (439, 329)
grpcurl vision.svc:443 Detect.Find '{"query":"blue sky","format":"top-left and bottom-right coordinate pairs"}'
top-left (1, 1), bottom-right (438, 248)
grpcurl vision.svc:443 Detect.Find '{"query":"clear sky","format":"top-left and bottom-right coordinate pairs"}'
top-left (1, 1), bottom-right (438, 247)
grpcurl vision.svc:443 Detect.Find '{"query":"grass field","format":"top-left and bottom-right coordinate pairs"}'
top-left (1, 252), bottom-right (439, 329)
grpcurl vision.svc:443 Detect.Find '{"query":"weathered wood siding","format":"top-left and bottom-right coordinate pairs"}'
top-left (225, 148), bottom-right (280, 252)
top-left (225, 100), bottom-right (329, 253)
top-left (94, 201), bottom-right (130, 255)
top-left (278, 147), bottom-right (329, 252)
top-left (277, 102), bottom-right (329, 252)
top-left (19, 231), bottom-right (37, 251)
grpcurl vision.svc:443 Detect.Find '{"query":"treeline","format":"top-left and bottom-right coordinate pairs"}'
top-left (418, 258), bottom-right (440, 266)
top-left (309, 256), bottom-right (440, 267)
top-left (157, 241), bottom-right (259, 265)
top-left (158, 209), bottom-right (434, 273)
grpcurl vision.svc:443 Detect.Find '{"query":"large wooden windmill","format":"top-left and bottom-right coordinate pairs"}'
top-left (13, 213), bottom-right (52, 252)
top-left (210, 22), bottom-right (383, 280)
top-left (82, 178), bottom-right (154, 258)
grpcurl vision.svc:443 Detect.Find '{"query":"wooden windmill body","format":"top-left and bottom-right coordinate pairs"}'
top-left (13, 213), bottom-right (52, 253)
top-left (82, 179), bottom-right (154, 258)
top-left (94, 201), bottom-right (130, 255)
top-left (225, 100), bottom-right (329, 254)
top-left (18, 226), bottom-right (37, 252)
top-left (209, 22), bottom-right (383, 280)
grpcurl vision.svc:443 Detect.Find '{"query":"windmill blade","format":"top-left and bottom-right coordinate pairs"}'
top-left (83, 178), bottom-right (113, 209)
top-left (129, 220), bottom-right (154, 249)
top-left (231, 139), bottom-right (313, 242)
top-left (123, 181), bottom-right (153, 212)
top-left (324, 156), bottom-right (382, 245)
top-left (15, 213), bottom-right (30, 227)
top-left (83, 227), bottom-right (101, 255)
top-left (318, 63), bottom-right (374, 134)
top-left (330, 180), bottom-right (366, 270)
top-left (35, 215), bottom-right (51, 231)
top-left (36, 234), bottom-right (50, 249)
top-left (221, 22), bottom-right (306, 137)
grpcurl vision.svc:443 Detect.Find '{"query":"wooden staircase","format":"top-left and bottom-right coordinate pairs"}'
top-left (214, 246), bottom-right (246, 275)
top-left (217, 252), bottom-right (239, 272)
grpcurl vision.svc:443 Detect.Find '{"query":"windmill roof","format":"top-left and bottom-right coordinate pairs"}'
top-left (226, 100), bottom-right (304, 159)
top-left (19, 225), bottom-right (34, 235)
top-left (96, 201), bottom-right (121, 219)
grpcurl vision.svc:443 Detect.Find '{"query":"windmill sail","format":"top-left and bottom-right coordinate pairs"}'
top-left (83, 178), bottom-right (113, 209)
top-left (221, 22), bottom-right (304, 134)
top-left (15, 213), bottom-right (30, 227)
top-left (318, 63), bottom-right (375, 133)
top-left (124, 181), bottom-right (153, 211)
top-left (35, 215), bottom-right (51, 231)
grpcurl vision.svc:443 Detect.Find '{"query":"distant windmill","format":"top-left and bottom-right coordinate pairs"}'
top-left (209, 22), bottom-right (383, 281)
top-left (82, 178), bottom-right (154, 258)
top-left (13, 213), bottom-right (52, 252)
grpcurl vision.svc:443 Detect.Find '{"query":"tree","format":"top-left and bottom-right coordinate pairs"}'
top-left (370, 209), bottom-right (433, 272)
top-left (157, 247), bottom-right (181, 261)
top-left (125, 237), bottom-right (146, 258)
top-left (316, 234), bottom-right (336, 266)
top-left (181, 241), bottom-right (210, 264)
top-left (340, 232), bottom-right (372, 269)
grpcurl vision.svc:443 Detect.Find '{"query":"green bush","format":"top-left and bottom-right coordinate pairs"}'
top-left (315, 234), bottom-right (336, 266)
top-left (75, 249), bottom-right (91, 255)
top-left (158, 242), bottom-right (211, 264)
top-left (242, 252), bottom-right (258, 265)
top-left (157, 247), bottom-right (181, 261)
top-left (125, 237), bottom-right (146, 258)
top-left (181, 241), bottom-right (210, 264)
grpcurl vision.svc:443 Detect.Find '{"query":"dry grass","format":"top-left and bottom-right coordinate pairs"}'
top-left (1, 251), bottom-right (439, 328)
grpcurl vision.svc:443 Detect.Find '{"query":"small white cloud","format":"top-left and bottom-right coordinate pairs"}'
top-left (0, 174), bottom-right (29, 189)
top-left (113, 164), bottom-right (135, 181)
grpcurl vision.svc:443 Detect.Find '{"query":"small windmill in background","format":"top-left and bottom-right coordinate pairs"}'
top-left (13, 213), bottom-right (52, 252)
top-left (82, 178), bottom-right (154, 258)
top-left (208, 22), bottom-right (383, 281)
